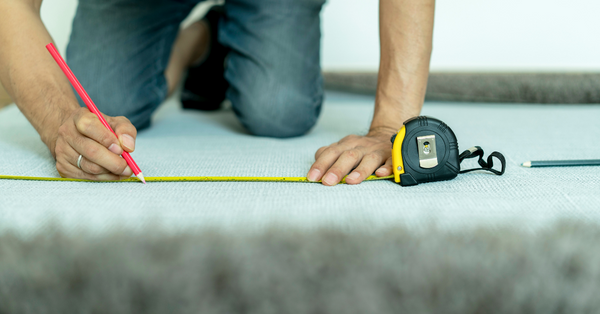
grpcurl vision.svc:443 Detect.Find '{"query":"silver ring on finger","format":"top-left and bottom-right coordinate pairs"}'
top-left (77, 154), bottom-right (83, 169)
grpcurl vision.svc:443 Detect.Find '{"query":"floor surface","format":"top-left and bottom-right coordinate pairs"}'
top-left (1, 92), bottom-right (599, 235)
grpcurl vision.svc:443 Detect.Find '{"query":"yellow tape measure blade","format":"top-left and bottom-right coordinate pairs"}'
top-left (0, 174), bottom-right (395, 184)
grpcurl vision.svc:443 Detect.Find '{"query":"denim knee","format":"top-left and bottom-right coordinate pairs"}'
top-left (232, 83), bottom-right (324, 138)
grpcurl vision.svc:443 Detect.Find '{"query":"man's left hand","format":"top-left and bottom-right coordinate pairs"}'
top-left (307, 127), bottom-right (397, 186)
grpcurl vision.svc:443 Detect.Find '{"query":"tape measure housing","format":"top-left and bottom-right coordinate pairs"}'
top-left (391, 116), bottom-right (460, 186)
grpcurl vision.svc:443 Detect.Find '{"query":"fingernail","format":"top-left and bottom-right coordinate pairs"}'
top-left (122, 134), bottom-right (135, 151)
top-left (307, 169), bottom-right (321, 182)
top-left (108, 143), bottom-right (123, 155)
top-left (376, 168), bottom-right (386, 174)
top-left (347, 171), bottom-right (360, 180)
top-left (121, 166), bottom-right (132, 177)
top-left (323, 173), bottom-right (338, 185)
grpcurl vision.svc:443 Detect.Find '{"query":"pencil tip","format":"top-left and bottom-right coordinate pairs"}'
top-left (137, 172), bottom-right (146, 184)
top-left (522, 161), bottom-right (531, 168)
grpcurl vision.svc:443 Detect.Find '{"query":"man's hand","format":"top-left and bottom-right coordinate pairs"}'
top-left (307, 0), bottom-right (435, 186)
top-left (52, 107), bottom-right (137, 181)
top-left (307, 127), bottom-right (397, 186)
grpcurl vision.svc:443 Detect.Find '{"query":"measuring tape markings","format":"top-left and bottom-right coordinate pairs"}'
top-left (0, 175), bottom-right (395, 184)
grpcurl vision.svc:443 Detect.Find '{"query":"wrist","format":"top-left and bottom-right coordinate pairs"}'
top-left (368, 125), bottom-right (398, 136)
top-left (40, 123), bottom-right (60, 159)
top-left (367, 126), bottom-right (398, 145)
top-left (370, 96), bottom-right (421, 136)
top-left (40, 105), bottom-right (77, 159)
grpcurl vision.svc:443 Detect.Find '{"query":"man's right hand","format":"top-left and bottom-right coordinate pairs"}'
top-left (52, 107), bottom-right (138, 181)
top-left (0, 1), bottom-right (138, 181)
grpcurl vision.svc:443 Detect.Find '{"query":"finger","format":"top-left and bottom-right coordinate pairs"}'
top-left (314, 146), bottom-right (329, 160)
top-left (75, 111), bottom-right (123, 155)
top-left (59, 161), bottom-right (127, 181)
top-left (60, 136), bottom-right (116, 175)
top-left (78, 154), bottom-right (133, 177)
top-left (375, 157), bottom-right (394, 177)
top-left (75, 154), bottom-right (112, 175)
top-left (307, 146), bottom-right (344, 182)
top-left (345, 152), bottom-right (386, 185)
top-left (67, 132), bottom-right (132, 177)
top-left (321, 149), bottom-right (364, 186)
top-left (107, 115), bottom-right (137, 153)
top-left (55, 137), bottom-right (125, 181)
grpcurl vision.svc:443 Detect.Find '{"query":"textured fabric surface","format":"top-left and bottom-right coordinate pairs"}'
top-left (1, 92), bottom-right (599, 235)
top-left (2, 223), bottom-right (600, 313)
top-left (324, 72), bottom-right (600, 104)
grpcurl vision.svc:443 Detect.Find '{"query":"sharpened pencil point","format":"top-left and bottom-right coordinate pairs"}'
top-left (522, 161), bottom-right (531, 168)
top-left (137, 172), bottom-right (146, 184)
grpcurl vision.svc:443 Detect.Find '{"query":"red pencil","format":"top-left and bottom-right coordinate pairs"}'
top-left (46, 43), bottom-right (146, 184)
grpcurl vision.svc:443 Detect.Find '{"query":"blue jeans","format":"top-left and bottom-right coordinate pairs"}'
top-left (67, 0), bottom-right (326, 137)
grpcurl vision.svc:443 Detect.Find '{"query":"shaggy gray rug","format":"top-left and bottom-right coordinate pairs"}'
top-left (324, 72), bottom-right (600, 104)
top-left (1, 222), bottom-right (599, 314)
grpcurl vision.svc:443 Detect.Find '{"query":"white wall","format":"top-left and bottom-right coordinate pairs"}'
top-left (322, 0), bottom-right (600, 72)
top-left (41, 0), bottom-right (600, 73)
top-left (40, 0), bottom-right (77, 54)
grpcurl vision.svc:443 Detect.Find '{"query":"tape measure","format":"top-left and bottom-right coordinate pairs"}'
top-left (0, 116), bottom-right (504, 185)
top-left (391, 116), bottom-right (506, 186)
top-left (0, 175), bottom-right (394, 184)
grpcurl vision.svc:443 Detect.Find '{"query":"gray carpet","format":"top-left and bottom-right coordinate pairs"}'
top-left (1, 222), bottom-right (600, 314)
top-left (1, 92), bottom-right (600, 235)
top-left (324, 72), bottom-right (600, 104)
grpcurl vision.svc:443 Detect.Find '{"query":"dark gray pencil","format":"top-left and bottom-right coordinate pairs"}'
top-left (521, 160), bottom-right (600, 168)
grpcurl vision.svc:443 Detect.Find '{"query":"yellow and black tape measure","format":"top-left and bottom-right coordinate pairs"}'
top-left (391, 116), bottom-right (505, 186)
top-left (0, 116), bottom-right (504, 185)
top-left (0, 174), bottom-right (393, 184)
